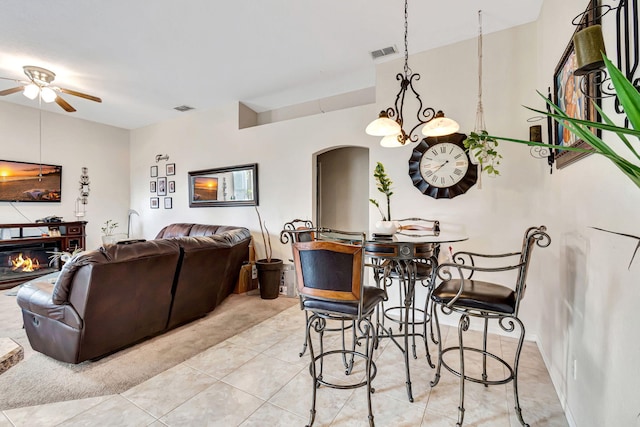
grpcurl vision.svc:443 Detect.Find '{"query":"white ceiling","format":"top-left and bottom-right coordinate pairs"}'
top-left (0, 0), bottom-right (542, 130)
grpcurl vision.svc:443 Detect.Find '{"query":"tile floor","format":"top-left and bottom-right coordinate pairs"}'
top-left (0, 305), bottom-right (568, 426)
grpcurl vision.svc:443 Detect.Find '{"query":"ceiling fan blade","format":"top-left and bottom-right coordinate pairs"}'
top-left (58, 87), bottom-right (102, 103)
top-left (0, 86), bottom-right (25, 96)
top-left (55, 95), bottom-right (77, 112)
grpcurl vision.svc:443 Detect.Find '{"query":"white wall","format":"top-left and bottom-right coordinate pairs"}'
top-left (129, 102), bottom-right (377, 260)
top-left (0, 102), bottom-right (130, 249)
top-left (534, 1), bottom-right (640, 426)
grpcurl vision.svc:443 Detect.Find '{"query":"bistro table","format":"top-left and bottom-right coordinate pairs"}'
top-left (364, 226), bottom-right (468, 402)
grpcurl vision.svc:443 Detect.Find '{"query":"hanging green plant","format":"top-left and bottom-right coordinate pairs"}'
top-left (464, 131), bottom-right (502, 176)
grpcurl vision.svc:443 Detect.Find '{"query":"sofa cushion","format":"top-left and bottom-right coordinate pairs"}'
top-left (155, 223), bottom-right (194, 239)
top-left (188, 224), bottom-right (223, 237)
top-left (52, 251), bottom-right (107, 304)
top-left (18, 275), bottom-right (83, 329)
top-left (51, 239), bottom-right (181, 305)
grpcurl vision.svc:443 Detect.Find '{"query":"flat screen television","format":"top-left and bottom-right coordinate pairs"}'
top-left (0, 159), bottom-right (62, 202)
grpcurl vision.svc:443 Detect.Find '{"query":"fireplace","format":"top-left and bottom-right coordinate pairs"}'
top-left (0, 241), bottom-right (61, 287)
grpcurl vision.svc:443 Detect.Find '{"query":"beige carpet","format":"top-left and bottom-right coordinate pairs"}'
top-left (0, 288), bottom-right (297, 410)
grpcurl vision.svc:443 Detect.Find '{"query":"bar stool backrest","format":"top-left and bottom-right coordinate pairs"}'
top-left (293, 240), bottom-right (364, 303)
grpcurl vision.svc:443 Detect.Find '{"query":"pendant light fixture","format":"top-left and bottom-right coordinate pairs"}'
top-left (366, 0), bottom-right (459, 147)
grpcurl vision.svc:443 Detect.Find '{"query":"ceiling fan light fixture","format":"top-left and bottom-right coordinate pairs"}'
top-left (422, 111), bottom-right (460, 137)
top-left (23, 84), bottom-right (39, 100)
top-left (40, 87), bottom-right (57, 103)
top-left (366, 111), bottom-right (402, 136)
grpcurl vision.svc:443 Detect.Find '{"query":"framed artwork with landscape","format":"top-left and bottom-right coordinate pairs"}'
top-left (188, 163), bottom-right (258, 207)
top-left (552, 0), bottom-right (601, 168)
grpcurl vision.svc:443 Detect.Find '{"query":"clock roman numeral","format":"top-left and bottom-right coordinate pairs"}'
top-left (453, 168), bottom-right (462, 175)
top-left (431, 149), bottom-right (438, 156)
top-left (440, 146), bottom-right (446, 154)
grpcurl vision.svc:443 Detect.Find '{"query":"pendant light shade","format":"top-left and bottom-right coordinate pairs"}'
top-left (40, 87), bottom-right (57, 103)
top-left (23, 84), bottom-right (39, 100)
top-left (366, 111), bottom-right (402, 136)
top-left (422, 111), bottom-right (460, 137)
top-left (380, 133), bottom-right (404, 148)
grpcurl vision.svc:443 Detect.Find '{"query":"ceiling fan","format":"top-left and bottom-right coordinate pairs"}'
top-left (0, 65), bottom-right (101, 112)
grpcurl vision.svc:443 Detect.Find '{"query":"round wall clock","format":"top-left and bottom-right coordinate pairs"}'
top-left (408, 132), bottom-right (477, 199)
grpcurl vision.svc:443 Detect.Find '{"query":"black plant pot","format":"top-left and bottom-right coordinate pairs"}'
top-left (256, 258), bottom-right (283, 299)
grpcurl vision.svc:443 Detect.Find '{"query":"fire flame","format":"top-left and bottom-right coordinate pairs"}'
top-left (11, 253), bottom-right (40, 272)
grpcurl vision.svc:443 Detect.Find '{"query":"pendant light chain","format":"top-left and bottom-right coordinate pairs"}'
top-left (403, 0), bottom-right (411, 77)
top-left (38, 93), bottom-right (43, 180)
top-left (475, 10), bottom-right (486, 132)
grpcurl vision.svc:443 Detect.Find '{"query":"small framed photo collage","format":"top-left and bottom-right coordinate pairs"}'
top-left (150, 163), bottom-right (175, 209)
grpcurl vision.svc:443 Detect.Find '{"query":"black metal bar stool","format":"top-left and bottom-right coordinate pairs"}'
top-left (293, 232), bottom-right (387, 427)
top-left (430, 225), bottom-right (551, 426)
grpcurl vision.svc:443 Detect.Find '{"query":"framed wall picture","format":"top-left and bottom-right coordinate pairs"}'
top-left (150, 166), bottom-right (158, 177)
top-left (157, 177), bottom-right (167, 196)
top-left (164, 197), bottom-right (173, 209)
top-left (552, 0), bottom-right (601, 168)
top-left (169, 180), bottom-right (175, 193)
top-left (188, 163), bottom-right (259, 207)
top-left (150, 181), bottom-right (156, 193)
top-left (166, 163), bottom-right (175, 176)
top-left (150, 197), bottom-right (159, 209)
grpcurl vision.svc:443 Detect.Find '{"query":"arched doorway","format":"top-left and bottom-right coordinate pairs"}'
top-left (315, 146), bottom-right (369, 232)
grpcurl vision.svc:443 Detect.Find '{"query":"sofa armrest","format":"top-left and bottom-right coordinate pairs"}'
top-left (16, 278), bottom-right (83, 330)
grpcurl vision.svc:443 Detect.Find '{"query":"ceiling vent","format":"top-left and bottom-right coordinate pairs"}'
top-left (370, 45), bottom-right (398, 60)
top-left (174, 105), bottom-right (195, 112)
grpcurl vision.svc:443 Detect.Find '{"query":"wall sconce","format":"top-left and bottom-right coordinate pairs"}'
top-left (528, 89), bottom-right (555, 174)
top-left (571, 0), bottom-right (638, 114)
top-left (75, 167), bottom-right (90, 219)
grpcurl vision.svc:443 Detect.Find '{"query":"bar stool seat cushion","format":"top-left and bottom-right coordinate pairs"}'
top-left (303, 286), bottom-right (387, 316)
top-left (432, 279), bottom-right (516, 314)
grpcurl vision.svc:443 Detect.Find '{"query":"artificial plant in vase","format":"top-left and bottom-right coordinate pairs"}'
top-left (369, 161), bottom-right (398, 234)
top-left (254, 206), bottom-right (283, 299)
top-left (100, 220), bottom-right (119, 245)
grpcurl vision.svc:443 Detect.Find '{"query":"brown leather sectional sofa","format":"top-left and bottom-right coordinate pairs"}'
top-left (16, 223), bottom-right (251, 364)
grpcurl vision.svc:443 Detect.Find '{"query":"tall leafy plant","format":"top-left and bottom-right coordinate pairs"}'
top-left (465, 55), bottom-right (640, 188)
top-left (255, 206), bottom-right (273, 262)
top-left (369, 162), bottom-right (393, 221)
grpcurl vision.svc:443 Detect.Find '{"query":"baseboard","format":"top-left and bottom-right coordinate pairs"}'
top-left (533, 336), bottom-right (577, 427)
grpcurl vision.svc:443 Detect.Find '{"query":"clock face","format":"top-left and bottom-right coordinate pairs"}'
top-left (419, 142), bottom-right (468, 188)
top-left (408, 133), bottom-right (477, 199)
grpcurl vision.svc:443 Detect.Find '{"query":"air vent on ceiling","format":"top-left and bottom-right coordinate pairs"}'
top-left (370, 45), bottom-right (398, 60)
top-left (174, 105), bottom-right (195, 112)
